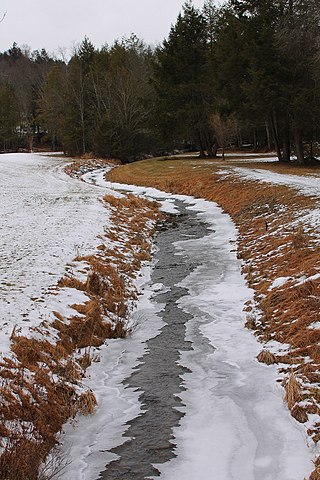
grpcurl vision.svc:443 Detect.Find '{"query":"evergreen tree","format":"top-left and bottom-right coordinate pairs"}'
top-left (153, 2), bottom-right (216, 156)
top-left (0, 85), bottom-right (19, 151)
top-left (213, 1), bottom-right (287, 157)
top-left (37, 64), bottom-right (66, 150)
top-left (214, 0), bottom-right (320, 162)
top-left (62, 37), bottom-right (97, 155)
top-left (275, 0), bottom-right (320, 163)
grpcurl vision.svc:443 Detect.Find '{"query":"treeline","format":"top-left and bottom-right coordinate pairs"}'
top-left (0, 44), bottom-right (58, 151)
top-left (1, 0), bottom-right (320, 163)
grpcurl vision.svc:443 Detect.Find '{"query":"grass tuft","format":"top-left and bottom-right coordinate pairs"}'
top-left (257, 350), bottom-right (278, 365)
top-left (284, 374), bottom-right (302, 410)
top-left (77, 390), bottom-right (97, 416)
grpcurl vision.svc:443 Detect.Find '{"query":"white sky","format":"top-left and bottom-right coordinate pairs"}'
top-left (0, 0), bottom-right (208, 56)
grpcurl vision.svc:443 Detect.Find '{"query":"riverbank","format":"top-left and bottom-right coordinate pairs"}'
top-left (0, 152), bottom-right (318, 479)
top-left (0, 153), bottom-right (163, 479)
top-left (108, 154), bottom-right (320, 479)
top-left (57, 189), bottom-right (313, 480)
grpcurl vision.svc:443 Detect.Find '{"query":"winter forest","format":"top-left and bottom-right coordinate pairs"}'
top-left (0, 0), bottom-right (319, 164)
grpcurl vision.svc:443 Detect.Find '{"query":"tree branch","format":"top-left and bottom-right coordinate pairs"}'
top-left (0, 11), bottom-right (7, 23)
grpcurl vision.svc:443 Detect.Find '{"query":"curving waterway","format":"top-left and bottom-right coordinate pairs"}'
top-left (98, 206), bottom-right (210, 479)
top-left (89, 193), bottom-right (313, 480)
top-left (0, 153), bottom-right (314, 479)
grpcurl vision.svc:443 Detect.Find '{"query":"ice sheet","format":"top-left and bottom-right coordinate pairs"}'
top-left (151, 199), bottom-right (315, 480)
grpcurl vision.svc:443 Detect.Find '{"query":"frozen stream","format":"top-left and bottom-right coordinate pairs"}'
top-left (98, 205), bottom-right (208, 479)
top-left (61, 173), bottom-right (315, 480)
top-left (0, 154), bottom-right (315, 479)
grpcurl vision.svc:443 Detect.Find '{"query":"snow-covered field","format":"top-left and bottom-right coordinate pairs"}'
top-left (0, 153), bottom-right (317, 479)
top-left (231, 165), bottom-right (320, 197)
top-left (0, 153), bottom-right (113, 353)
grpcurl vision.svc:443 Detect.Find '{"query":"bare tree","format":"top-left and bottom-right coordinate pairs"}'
top-left (0, 11), bottom-right (7, 23)
top-left (211, 112), bottom-right (237, 160)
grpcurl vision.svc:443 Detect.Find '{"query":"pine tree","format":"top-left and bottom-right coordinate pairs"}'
top-left (153, 2), bottom-right (215, 156)
top-left (276, 0), bottom-right (320, 163)
top-left (0, 85), bottom-right (19, 151)
top-left (214, 0), bottom-right (320, 163)
top-left (37, 65), bottom-right (66, 150)
top-left (62, 37), bottom-right (97, 155)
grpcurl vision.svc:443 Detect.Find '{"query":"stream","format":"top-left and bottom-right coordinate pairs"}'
top-left (0, 154), bottom-right (311, 480)
top-left (98, 204), bottom-right (210, 479)
top-left (57, 171), bottom-right (314, 480)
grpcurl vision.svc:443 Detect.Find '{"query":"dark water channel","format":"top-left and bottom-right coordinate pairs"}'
top-left (98, 202), bottom-right (210, 480)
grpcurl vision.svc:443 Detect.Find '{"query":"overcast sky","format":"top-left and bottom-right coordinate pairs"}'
top-left (0, 0), bottom-right (209, 56)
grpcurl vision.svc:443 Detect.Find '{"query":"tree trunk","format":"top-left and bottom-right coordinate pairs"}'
top-left (282, 137), bottom-right (291, 163)
top-left (205, 133), bottom-right (217, 158)
top-left (281, 114), bottom-right (290, 162)
top-left (237, 128), bottom-right (242, 149)
top-left (28, 133), bottom-right (34, 152)
top-left (265, 123), bottom-right (271, 150)
top-left (253, 127), bottom-right (258, 150)
top-left (282, 138), bottom-right (290, 162)
top-left (212, 142), bottom-right (218, 157)
top-left (198, 132), bottom-right (206, 158)
top-left (199, 146), bottom-right (206, 158)
top-left (293, 127), bottom-right (304, 164)
top-left (282, 131), bottom-right (290, 162)
top-left (269, 114), bottom-right (282, 161)
top-left (199, 135), bottom-right (206, 158)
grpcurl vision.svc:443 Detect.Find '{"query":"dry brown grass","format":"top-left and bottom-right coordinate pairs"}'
top-left (310, 457), bottom-right (320, 480)
top-left (284, 374), bottom-right (302, 409)
top-left (0, 438), bottom-right (49, 480)
top-left (244, 315), bottom-right (256, 330)
top-left (77, 390), bottom-right (97, 416)
top-left (291, 405), bottom-right (309, 424)
top-left (0, 353), bottom-right (78, 479)
top-left (257, 350), bottom-right (278, 365)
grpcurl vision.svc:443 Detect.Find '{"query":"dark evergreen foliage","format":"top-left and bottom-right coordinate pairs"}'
top-left (0, 0), bottom-right (319, 163)
top-left (153, 2), bottom-right (217, 156)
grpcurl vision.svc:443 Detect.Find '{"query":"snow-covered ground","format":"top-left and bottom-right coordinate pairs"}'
top-left (230, 165), bottom-right (320, 197)
top-left (225, 164), bottom-right (320, 237)
top-left (58, 172), bottom-right (316, 480)
top-left (0, 153), bottom-right (114, 353)
top-left (0, 153), bottom-right (317, 479)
